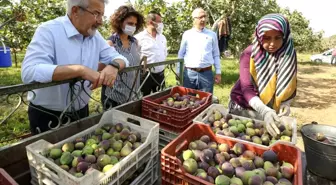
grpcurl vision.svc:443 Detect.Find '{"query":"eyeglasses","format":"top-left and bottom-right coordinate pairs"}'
top-left (79, 6), bottom-right (104, 20)
top-left (194, 15), bottom-right (207, 20)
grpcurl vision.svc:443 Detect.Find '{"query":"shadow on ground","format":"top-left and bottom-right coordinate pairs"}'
top-left (298, 61), bottom-right (334, 67)
top-left (298, 66), bottom-right (326, 75)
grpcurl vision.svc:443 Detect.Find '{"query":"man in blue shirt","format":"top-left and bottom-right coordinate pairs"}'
top-left (21, 0), bottom-right (129, 134)
top-left (178, 8), bottom-right (221, 93)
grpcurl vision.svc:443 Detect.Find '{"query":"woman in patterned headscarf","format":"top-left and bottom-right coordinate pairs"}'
top-left (229, 13), bottom-right (297, 137)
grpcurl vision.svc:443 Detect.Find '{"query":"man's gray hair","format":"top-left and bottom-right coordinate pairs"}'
top-left (67, 0), bottom-right (108, 15)
top-left (191, 8), bottom-right (205, 18)
top-left (146, 13), bottom-right (157, 23)
top-left (146, 10), bottom-right (161, 23)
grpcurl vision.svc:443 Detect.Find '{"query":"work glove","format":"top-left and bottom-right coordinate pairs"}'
top-left (278, 101), bottom-right (291, 117)
top-left (249, 97), bottom-right (280, 137)
top-left (263, 110), bottom-right (281, 137)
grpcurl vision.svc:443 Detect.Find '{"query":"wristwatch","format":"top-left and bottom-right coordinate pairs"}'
top-left (109, 60), bottom-right (120, 70)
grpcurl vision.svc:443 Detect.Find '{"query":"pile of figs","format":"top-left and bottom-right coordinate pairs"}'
top-left (310, 132), bottom-right (333, 144)
top-left (160, 93), bottom-right (207, 110)
top-left (206, 110), bottom-right (293, 146)
top-left (46, 123), bottom-right (143, 178)
top-left (180, 135), bottom-right (295, 185)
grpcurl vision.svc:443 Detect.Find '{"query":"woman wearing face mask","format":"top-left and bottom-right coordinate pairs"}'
top-left (101, 5), bottom-right (144, 110)
top-left (229, 14), bottom-right (297, 137)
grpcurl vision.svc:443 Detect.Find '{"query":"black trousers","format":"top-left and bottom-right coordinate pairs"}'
top-left (101, 86), bottom-right (121, 110)
top-left (331, 56), bottom-right (336, 65)
top-left (28, 103), bottom-right (89, 135)
top-left (141, 71), bottom-right (165, 96)
top-left (218, 36), bottom-right (230, 52)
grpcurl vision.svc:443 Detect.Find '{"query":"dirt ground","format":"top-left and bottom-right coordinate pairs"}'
top-left (291, 62), bottom-right (336, 150)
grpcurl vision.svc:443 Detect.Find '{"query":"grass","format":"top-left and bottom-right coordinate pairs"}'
top-left (0, 67), bottom-right (22, 86)
top-left (297, 53), bottom-right (311, 63)
top-left (0, 53), bottom-right (29, 147)
top-left (0, 52), bottom-right (315, 147)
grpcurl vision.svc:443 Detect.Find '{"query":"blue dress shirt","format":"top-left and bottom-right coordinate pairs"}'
top-left (21, 15), bottom-right (129, 111)
top-left (177, 28), bottom-right (221, 74)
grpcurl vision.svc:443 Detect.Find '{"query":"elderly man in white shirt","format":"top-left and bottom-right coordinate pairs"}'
top-left (21, 0), bottom-right (129, 134)
top-left (178, 8), bottom-right (222, 94)
top-left (135, 10), bottom-right (168, 96)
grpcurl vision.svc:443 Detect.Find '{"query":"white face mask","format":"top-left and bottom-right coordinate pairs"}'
top-left (156, 23), bottom-right (164, 34)
top-left (123, 25), bottom-right (136, 36)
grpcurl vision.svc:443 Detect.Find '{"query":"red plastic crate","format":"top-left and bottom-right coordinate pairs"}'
top-left (0, 168), bottom-right (19, 185)
top-left (142, 86), bottom-right (212, 133)
top-left (160, 123), bottom-right (303, 185)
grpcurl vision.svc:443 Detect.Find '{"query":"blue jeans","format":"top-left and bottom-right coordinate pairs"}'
top-left (183, 68), bottom-right (214, 93)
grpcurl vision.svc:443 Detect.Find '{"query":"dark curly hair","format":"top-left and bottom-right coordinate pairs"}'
top-left (110, 6), bottom-right (145, 34)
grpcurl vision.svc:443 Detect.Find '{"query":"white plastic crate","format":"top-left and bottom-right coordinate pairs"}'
top-left (129, 153), bottom-right (159, 185)
top-left (26, 109), bottom-right (159, 185)
top-left (30, 166), bottom-right (39, 185)
top-left (31, 154), bottom-right (160, 185)
top-left (193, 104), bottom-right (297, 148)
top-left (159, 128), bottom-right (178, 151)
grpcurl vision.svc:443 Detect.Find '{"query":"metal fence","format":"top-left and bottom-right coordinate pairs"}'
top-left (0, 59), bottom-right (183, 139)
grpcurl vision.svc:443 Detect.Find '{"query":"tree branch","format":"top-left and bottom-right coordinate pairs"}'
top-left (204, 0), bottom-right (216, 24)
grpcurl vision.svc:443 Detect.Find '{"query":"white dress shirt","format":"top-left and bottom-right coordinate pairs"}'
top-left (178, 28), bottom-right (221, 74)
top-left (135, 30), bottom-right (168, 73)
top-left (21, 15), bottom-right (129, 111)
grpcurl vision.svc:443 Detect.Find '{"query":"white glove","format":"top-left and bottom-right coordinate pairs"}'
top-left (249, 97), bottom-right (281, 137)
top-left (278, 101), bottom-right (291, 117)
top-left (264, 110), bottom-right (281, 137)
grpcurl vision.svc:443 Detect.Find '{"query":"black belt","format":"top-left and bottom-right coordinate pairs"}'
top-left (185, 66), bottom-right (212, 72)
